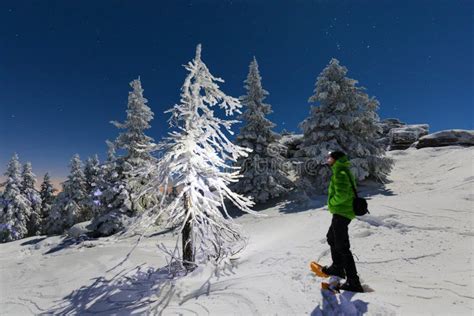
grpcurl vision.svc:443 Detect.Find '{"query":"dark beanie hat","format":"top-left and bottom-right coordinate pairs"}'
top-left (329, 151), bottom-right (346, 161)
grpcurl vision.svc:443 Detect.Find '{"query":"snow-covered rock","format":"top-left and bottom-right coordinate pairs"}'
top-left (415, 129), bottom-right (474, 148)
top-left (87, 210), bottom-right (133, 237)
top-left (280, 133), bottom-right (303, 158)
top-left (389, 124), bottom-right (429, 150)
top-left (67, 220), bottom-right (92, 238)
top-left (379, 118), bottom-right (406, 135)
top-left (377, 118), bottom-right (407, 149)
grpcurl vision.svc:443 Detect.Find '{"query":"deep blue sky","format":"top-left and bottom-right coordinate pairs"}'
top-left (1, 0), bottom-right (472, 184)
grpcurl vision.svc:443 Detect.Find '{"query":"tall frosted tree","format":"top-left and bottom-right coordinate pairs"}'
top-left (21, 162), bottom-right (42, 236)
top-left (299, 58), bottom-right (393, 192)
top-left (84, 155), bottom-right (101, 194)
top-left (0, 154), bottom-right (30, 242)
top-left (39, 173), bottom-right (56, 234)
top-left (94, 140), bottom-right (118, 217)
top-left (233, 57), bottom-right (292, 203)
top-left (132, 45), bottom-right (257, 270)
top-left (46, 154), bottom-right (86, 234)
top-left (83, 155), bottom-right (101, 221)
top-left (111, 78), bottom-right (155, 163)
top-left (89, 79), bottom-right (157, 237)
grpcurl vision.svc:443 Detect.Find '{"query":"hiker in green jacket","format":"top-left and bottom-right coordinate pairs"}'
top-left (322, 151), bottom-right (364, 292)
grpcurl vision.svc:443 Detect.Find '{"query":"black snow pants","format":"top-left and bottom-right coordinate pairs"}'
top-left (326, 214), bottom-right (359, 280)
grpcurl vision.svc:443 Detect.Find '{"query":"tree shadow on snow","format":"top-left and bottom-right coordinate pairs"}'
top-left (20, 236), bottom-right (48, 246)
top-left (44, 260), bottom-right (240, 315)
top-left (145, 226), bottom-right (178, 238)
top-left (278, 194), bottom-right (327, 214)
top-left (311, 290), bottom-right (369, 316)
top-left (225, 193), bottom-right (293, 218)
top-left (44, 263), bottom-right (180, 315)
top-left (43, 235), bottom-right (98, 255)
top-left (358, 180), bottom-right (395, 197)
top-left (224, 191), bottom-right (327, 216)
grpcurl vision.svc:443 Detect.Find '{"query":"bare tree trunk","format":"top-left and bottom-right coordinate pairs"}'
top-left (182, 192), bottom-right (195, 270)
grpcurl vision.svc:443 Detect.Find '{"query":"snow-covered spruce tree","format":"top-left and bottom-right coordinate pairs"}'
top-left (92, 140), bottom-right (117, 218)
top-left (131, 44), bottom-right (257, 270)
top-left (112, 79), bottom-right (158, 214)
top-left (46, 154), bottom-right (87, 235)
top-left (21, 162), bottom-right (42, 236)
top-left (83, 155), bottom-right (101, 221)
top-left (298, 58), bottom-right (393, 193)
top-left (39, 173), bottom-right (56, 234)
top-left (0, 154), bottom-right (31, 242)
top-left (233, 57), bottom-right (292, 203)
top-left (88, 78), bottom-right (157, 237)
top-left (88, 141), bottom-right (132, 237)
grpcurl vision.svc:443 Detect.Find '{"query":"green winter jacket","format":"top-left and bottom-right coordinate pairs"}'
top-left (327, 155), bottom-right (356, 220)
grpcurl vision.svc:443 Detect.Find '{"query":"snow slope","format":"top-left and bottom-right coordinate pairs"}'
top-left (0, 146), bottom-right (473, 315)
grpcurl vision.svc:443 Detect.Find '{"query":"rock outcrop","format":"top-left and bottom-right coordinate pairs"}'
top-left (389, 124), bottom-right (429, 150)
top-left (415, 129), bottom-right (474, 149)
top-left (280, 133), bottom-right (303, 159)
top-left (377, 118), bottom-right (406, 149)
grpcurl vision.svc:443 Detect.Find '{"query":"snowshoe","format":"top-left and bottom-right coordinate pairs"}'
top-left (310, 261), bottom-right (329, 278)
top-left (321, 264), bottom-right (346, 279)
top-left (339, 278), bottom-right (364, 293)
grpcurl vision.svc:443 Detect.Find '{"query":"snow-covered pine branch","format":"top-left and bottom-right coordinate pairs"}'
top-left (130, 44), bottom-right (257, 270)
top-left (299, 58), bottom-right (393, 193)
top-left (233, 57), bottom-right (293, 203)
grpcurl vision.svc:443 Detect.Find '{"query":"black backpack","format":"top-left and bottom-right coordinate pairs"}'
top-left (343, 170), bottom-right (369, 216)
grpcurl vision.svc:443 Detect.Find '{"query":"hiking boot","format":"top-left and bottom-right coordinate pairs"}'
top-left (339, 278), bottom-right (364, 292)
top-left (321, 265), bottom-right (346, 279)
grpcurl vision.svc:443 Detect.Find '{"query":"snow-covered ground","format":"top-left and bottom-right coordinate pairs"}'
top-left (1, 146), bottom-right (473, 315)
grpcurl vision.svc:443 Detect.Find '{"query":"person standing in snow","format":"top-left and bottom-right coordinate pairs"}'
top-left (322, 151), bottom-right (364, 292)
